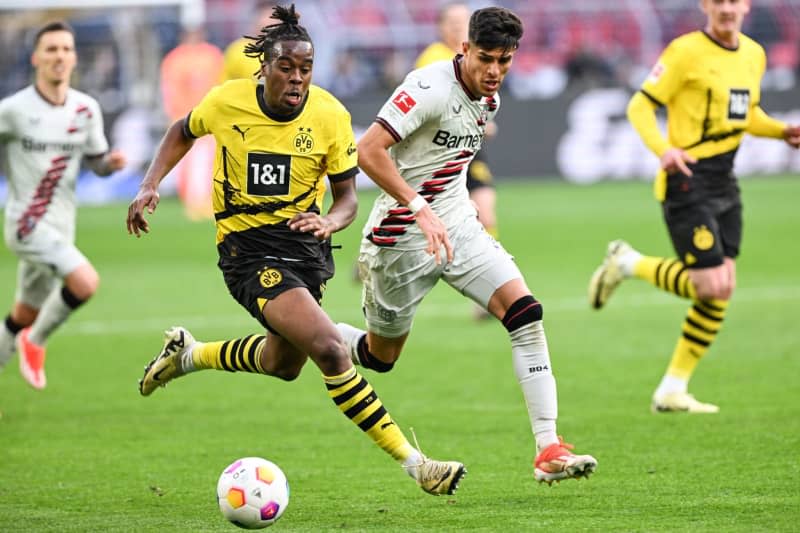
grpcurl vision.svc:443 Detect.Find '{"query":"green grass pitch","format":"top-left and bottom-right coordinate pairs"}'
top-left (0, 176), bottom-right (798, 531)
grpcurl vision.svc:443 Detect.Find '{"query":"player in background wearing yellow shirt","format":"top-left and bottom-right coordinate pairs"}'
top-left (221, 0), bottom-right (278, 81)
top-left (588, 0), bottom-right (800, 413)
top-left (126, 4), bottom-right (465, 496)
top-left (416, 2), bottom-right (499, 320)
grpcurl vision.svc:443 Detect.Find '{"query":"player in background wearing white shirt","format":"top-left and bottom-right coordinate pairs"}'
top-left (0, 21), bottom-right (126, 389)
top-left (336, 7), bottom-right (597, 484)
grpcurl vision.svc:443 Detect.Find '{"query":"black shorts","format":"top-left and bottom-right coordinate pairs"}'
top-left (661, 152), bottom-right (742, 269)
top-left (466, 151), bottom-right (494, 192)
top-left (217, 226), bottom-right (334, 333)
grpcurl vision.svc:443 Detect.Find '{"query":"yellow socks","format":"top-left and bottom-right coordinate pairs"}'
top-left (633, 256), bottom-right (696, 299)
top-left (324, 367), bottom-right (414, 462)
top-left (192, 335), bottom-right (267, 373)
top-left (665, 299), bottom-right (728, 380)
top-left (632, 256), bottom-right (728, 388)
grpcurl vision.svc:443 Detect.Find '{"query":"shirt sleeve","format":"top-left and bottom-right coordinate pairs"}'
top-left (326, 107), bottom-right (359, 182)
top-left (0, 97), bottom-right (12, 141)
top-left (375, 71), bottom-right (442, 142)
top-left (639, 39), bottom-right (685, 106)
top-left (746, 106), bottom-right (786, 139)
top-left (186, 86), bottom-right (220, 138)
top-left (627, 91), bottom-right (670, 157)
top-left (184, 85), bottom-right (221, 138)
top-left (84, 98), bottom-right (110, 157)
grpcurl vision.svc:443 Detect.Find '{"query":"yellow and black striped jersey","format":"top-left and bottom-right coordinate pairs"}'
top-left (638, 31), bottom-right (766, 160)
top-left (415, 42), bottom-right (457, 69)
top-left (185, 79), bottom-right (358, 247)
top-left (221, 37), bottom-right (260, 81)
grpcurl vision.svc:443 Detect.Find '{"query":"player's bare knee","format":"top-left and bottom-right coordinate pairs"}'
top-left (261, 362), bottom-right (302, 382)
top-left (694, 282), bottom-right (730, 302)
top-left (256, 349), bottom-right (303, 381)
top-left (65, 264), bottom-right (100, 300)
top-left (501, 295), bottom-right (542, 332)
top-left (356, 334), bottom-right (398, 372)
top-left (367, 357), bottom-right (395, 372)
top-left (60, 286), bottom-right (89, 310)
top-left (312, 335), bottom-right (351, 372)
top-left (358, 339), bottom-right (396, 373)
top-left (11, 303), bottom-right (38, 326)
top-left (277, 367), bottom-right (303, 381)
top-left (720, 277), bottom-right (735, 301)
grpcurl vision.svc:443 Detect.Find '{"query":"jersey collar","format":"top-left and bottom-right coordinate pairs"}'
top-left (256, 83), bottom-right (309, 122)
top-left (701, 30), bottom-right (739, 51)
top-left (453, 55), bottom-right (479, 101)
top-left (33, 84), bottom-right (68, 107)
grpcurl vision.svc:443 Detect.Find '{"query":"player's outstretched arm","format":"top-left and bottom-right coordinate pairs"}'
top-left (357, 123), bottom-right (453, 264)
top-left (288, 177), bottom-right (357, 240)
top-left (86, 149), bottom-right (127, 176)
top-left (784, 124), bottom-right (800, 149)
top-left (746, 106), bottom-right (799, 148)
top-left (126, 119), bottom-right (194, 237)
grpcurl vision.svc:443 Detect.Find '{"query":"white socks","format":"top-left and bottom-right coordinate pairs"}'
top-left (0, 323), bottom-right (16, 369)
top-left (654, 375), bottom-right (688, 399)
top-left (402, 449), bottom-right (426, 479)
top-left (619, 249), bottom-right (643, 277)
top-left (511, 321), bottom-right (559, 451)
top-left (29, 288), bottom-right (74, 346)
top-left (335, 323), bottom-right (365, 366)
top-left (180, 342), bottom-right (198, 373)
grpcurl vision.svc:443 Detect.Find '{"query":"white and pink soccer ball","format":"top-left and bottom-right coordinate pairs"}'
top-left (217, 457), bottom-right (289, 529)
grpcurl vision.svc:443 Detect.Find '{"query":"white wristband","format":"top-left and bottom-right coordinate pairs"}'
top-left (407, 195), bottom-right (427, 214)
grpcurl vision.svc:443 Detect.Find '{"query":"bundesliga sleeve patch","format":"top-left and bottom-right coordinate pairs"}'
top-left (391, 91), bottom-right (417, 114)
top-left (647, 62), bottom-right (665, 83)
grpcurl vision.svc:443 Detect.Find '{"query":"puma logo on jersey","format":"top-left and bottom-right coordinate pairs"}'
top-left (232, 124), bottom-right (250, 140)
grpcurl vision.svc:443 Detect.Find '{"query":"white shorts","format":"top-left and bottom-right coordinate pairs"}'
top-left (6, 226), bottom-right (87, 307)
top-left (358, 215), bottom-right (521, 338)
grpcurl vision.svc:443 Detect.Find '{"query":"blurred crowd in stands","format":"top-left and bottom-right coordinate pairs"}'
top-left (0, 0), bottom-right (798, 191)
top-left (2, 0), bottom-right (798, 103)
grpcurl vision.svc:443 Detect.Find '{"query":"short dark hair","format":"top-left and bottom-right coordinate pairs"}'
top-left (34, 21), bottom-right (75, 48)
top-left (468, 7), bottom-right (523, 52)
top-left (244, 4), bottom-right (312, 67)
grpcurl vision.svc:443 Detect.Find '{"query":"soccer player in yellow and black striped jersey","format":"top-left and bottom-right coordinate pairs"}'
top-left (588, 0), bottom-right (800, 413)
top-left (221, 0), bottom-right (278, 82)
top-left (126, 4), bottom-right (465, 496)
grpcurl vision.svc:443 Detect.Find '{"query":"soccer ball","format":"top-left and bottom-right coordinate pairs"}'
top-left (217, 457), bottom-right (290, 529)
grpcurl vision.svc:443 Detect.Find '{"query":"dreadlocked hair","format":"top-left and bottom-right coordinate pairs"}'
top-left (243, 3), bottom-right (312, 75)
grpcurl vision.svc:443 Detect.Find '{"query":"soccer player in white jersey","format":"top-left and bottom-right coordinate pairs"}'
top-left (0, 21), bottom-right (126, 389)
top-left (336, 7), bottom-right (597, 484)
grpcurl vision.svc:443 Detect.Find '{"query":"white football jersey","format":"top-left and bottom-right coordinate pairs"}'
top-left (364, 56), bottom-right (499, 250)
top-left (0, 86), bottom-right (108, 244)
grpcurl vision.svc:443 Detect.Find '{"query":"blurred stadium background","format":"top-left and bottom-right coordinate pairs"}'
top-left (1, 4), bottom-right (799, 530)
top-left (1, 0), bottom-right (798, 203)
